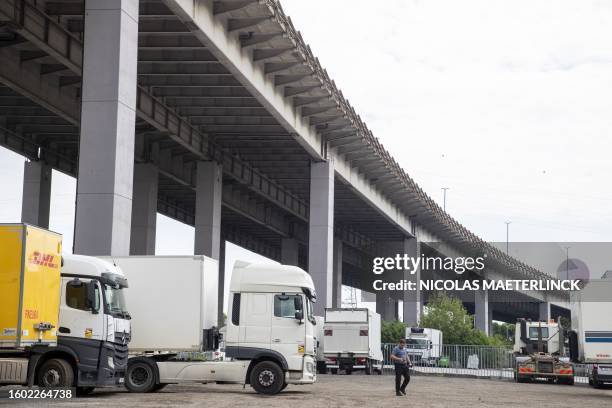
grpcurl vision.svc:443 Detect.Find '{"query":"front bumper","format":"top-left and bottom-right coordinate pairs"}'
top-left (286, 355), bottom-right (316, 384)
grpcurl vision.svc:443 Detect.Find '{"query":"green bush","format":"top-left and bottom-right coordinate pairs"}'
top-left (381, 320), bottom-right (407, 343)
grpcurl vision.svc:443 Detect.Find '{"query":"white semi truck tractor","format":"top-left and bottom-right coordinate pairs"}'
top-left (105, 256), bottom-right (317, 395)
top-left (0, 224), bottom-right (131, 394)
top-left (569, 279), bottom-right (612, 388)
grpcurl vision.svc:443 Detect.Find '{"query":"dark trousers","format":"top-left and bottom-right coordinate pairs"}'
top-left (394, 364), bottom-right (410, 392)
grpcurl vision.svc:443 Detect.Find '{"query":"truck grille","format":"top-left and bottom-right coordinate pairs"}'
top-left (539, 361), bottom-right (553, 373)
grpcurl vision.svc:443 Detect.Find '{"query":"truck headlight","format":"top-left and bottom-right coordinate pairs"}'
top-left (108, 356), bottom-right (115, 369)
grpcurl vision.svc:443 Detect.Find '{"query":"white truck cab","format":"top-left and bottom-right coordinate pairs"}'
top-left (114, 256), bottom-right (317, 395)
top-left (405, 327), bottom-right (443, 365)
top-left (56, 255), bottom-right (131, 389)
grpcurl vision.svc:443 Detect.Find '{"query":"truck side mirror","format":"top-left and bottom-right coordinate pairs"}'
top-left (294, 296), bottom-right (303, 311)
top-left (294, 310), bottom-right (304, 322)
top-left (87, 281), bottom-right (100, 314)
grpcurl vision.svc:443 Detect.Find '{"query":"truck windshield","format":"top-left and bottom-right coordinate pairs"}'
top-left (103, 284), bottom-right (130, 319)
top-left (406, 338), bottom-right (429, 349)
top-left (529, 327), bottom-right (549, 339)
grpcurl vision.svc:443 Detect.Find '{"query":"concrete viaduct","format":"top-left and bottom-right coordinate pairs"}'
top-left (0, 0), bottom-right (569, 331)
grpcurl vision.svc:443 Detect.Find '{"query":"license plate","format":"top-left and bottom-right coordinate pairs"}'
top-left (599, 366), bottom-right (612, 373)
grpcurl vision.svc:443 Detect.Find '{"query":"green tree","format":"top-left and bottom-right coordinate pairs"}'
top-left (420, 293), bottom-right (476, 344)
top-left (381, 320), bottom-right (407, 343)
top-left (420, 293), bottom-right (510, 346)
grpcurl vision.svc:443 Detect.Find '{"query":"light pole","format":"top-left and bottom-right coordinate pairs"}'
top-left (442, 187), bottom-right (450, 212)
top-left (505, 221), bottom-right (511, 255)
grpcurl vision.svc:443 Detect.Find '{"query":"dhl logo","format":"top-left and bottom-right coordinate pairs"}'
top-left (28, 251), bottom-right (59, 268)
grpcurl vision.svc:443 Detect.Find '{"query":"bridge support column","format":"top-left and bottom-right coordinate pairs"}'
top-left (377, 294), bottom-right (397, 321)
top-left (539, 302), bottom-right (551, 322)
top-left (194, 161), bottom-right (223, 326)
top-left (74, 0), bottom-right (139, 255)
top-left (129, 163), bottom-right (158, 255)
top-left (332, 238), bottom-right (343, 308)
top-left (308, 159), bottom-right (334, 315)
top-left (21, 161), bottom-right (51, 228)
top-left (403, 236), bottom-right (421, 326)
top-left (281, 238), bottom-right (299, 266)
top-left (474, 289), bottom-right (491, 336)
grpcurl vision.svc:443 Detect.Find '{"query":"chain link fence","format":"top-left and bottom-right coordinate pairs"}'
top-left (380, 343), bottom-right (591, 384)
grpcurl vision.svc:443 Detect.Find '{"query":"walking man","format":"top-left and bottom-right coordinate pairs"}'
top-left (390, 338), bottom-right (412, 396)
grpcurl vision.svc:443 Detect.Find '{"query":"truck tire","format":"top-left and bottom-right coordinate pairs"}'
top-left (126, 360), bottom-right (157, 393)
top-left (365, 361), bottom-right (372, 375)
top-left (37, 358), bottom-right (74, 388)
top-left (345, 368), bottom-right (352, 375)
top-left (330, 368), bottom-right (338, 375)
top-left (250, 361), bottom-right (284, 395)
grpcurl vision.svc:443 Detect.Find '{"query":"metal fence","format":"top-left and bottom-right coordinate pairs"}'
top-left (380, 343), bottom-right (592, 384)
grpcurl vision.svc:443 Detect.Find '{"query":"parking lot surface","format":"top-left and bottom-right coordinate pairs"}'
top-left (2, 374), bottom-right (611, 407)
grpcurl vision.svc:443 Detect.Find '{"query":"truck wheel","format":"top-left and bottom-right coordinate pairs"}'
top-left (126, 360), bottom-right (157, 393)
top-left (37, 358), bottom-right (74, 388)
top-left (345, 368), bottom-right (352, 375)
top-left (330, 368), bottom-right (338, 375)
top-left (365, 361), bottom-right (372, 375)
top-left (250, 361), bottom-right (284, 395)
top-left (76, 387), bottom-right (95, 396)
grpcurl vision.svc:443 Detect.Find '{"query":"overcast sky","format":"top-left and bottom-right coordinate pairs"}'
top-left (1, 0), bottom-right (611, 302)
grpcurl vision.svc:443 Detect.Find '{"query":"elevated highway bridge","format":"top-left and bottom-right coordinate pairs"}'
top-left (0, 0), bottom-right (569, 330)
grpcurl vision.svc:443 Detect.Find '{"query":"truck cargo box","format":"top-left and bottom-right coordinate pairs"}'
top-left (101, 256), bottom-right (218, 352)
top-left (0, 224), bottom-right (62, 348)
top-left (571, 279), bottom-right (612, 364)
top-left (323, 308), bottom-right (383, 361)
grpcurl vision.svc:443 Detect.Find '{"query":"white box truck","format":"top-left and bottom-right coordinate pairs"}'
top-left (322, 308), bottom-right (383, 375)
top-left (314, 316), bottom-right (326, 373)
top-left (569, 279), bottom-right (612, 387)
top-left (405, 327), bottom-right (443, 365)
top-left (104, 256), bottom-right (317, 395)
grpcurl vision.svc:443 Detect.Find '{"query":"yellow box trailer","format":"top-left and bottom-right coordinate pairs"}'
top-left (0, 224), bottom-right (62, 348)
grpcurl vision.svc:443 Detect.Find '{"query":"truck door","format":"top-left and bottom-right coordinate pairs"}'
top-left (239, 292), bottom-right (272, 349)
top-left (59, 277), bottom-right (105, 341)
top-left (271, 293), bottom-right (306, 371)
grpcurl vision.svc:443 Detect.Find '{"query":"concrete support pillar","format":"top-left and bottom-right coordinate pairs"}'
top-left (403, 236), bottom-right (421, 326)
top-left (129, 163), bottom-right (158, 255)
top-left (21, 161), bottom-right (51, 228)
top-left (332, 238), bottom-right (343, 308)
top-left (218, 240), bottom-right (226, 327)
top-left (281, 238), bottom-right (299, 266)
top-left (194, 160), bottom-right (223, 326)
top-left (539, 302), bottom-right (551, 322)
top-left (74, 0), bottom-right (139, 255)
top-left (308, 159), bottom-right (334, 315)
top-left (376, 294), bottom-right (397, 321)
top-left (474, 289), bottom-right (491, 336)
top-left (194, 161), bottom-right (222, 259)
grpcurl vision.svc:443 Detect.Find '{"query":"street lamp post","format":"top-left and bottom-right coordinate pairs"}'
top-left (505, 221), bottom-right (511, 255)
top-left (442, 187), bottom-right (450, 212)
